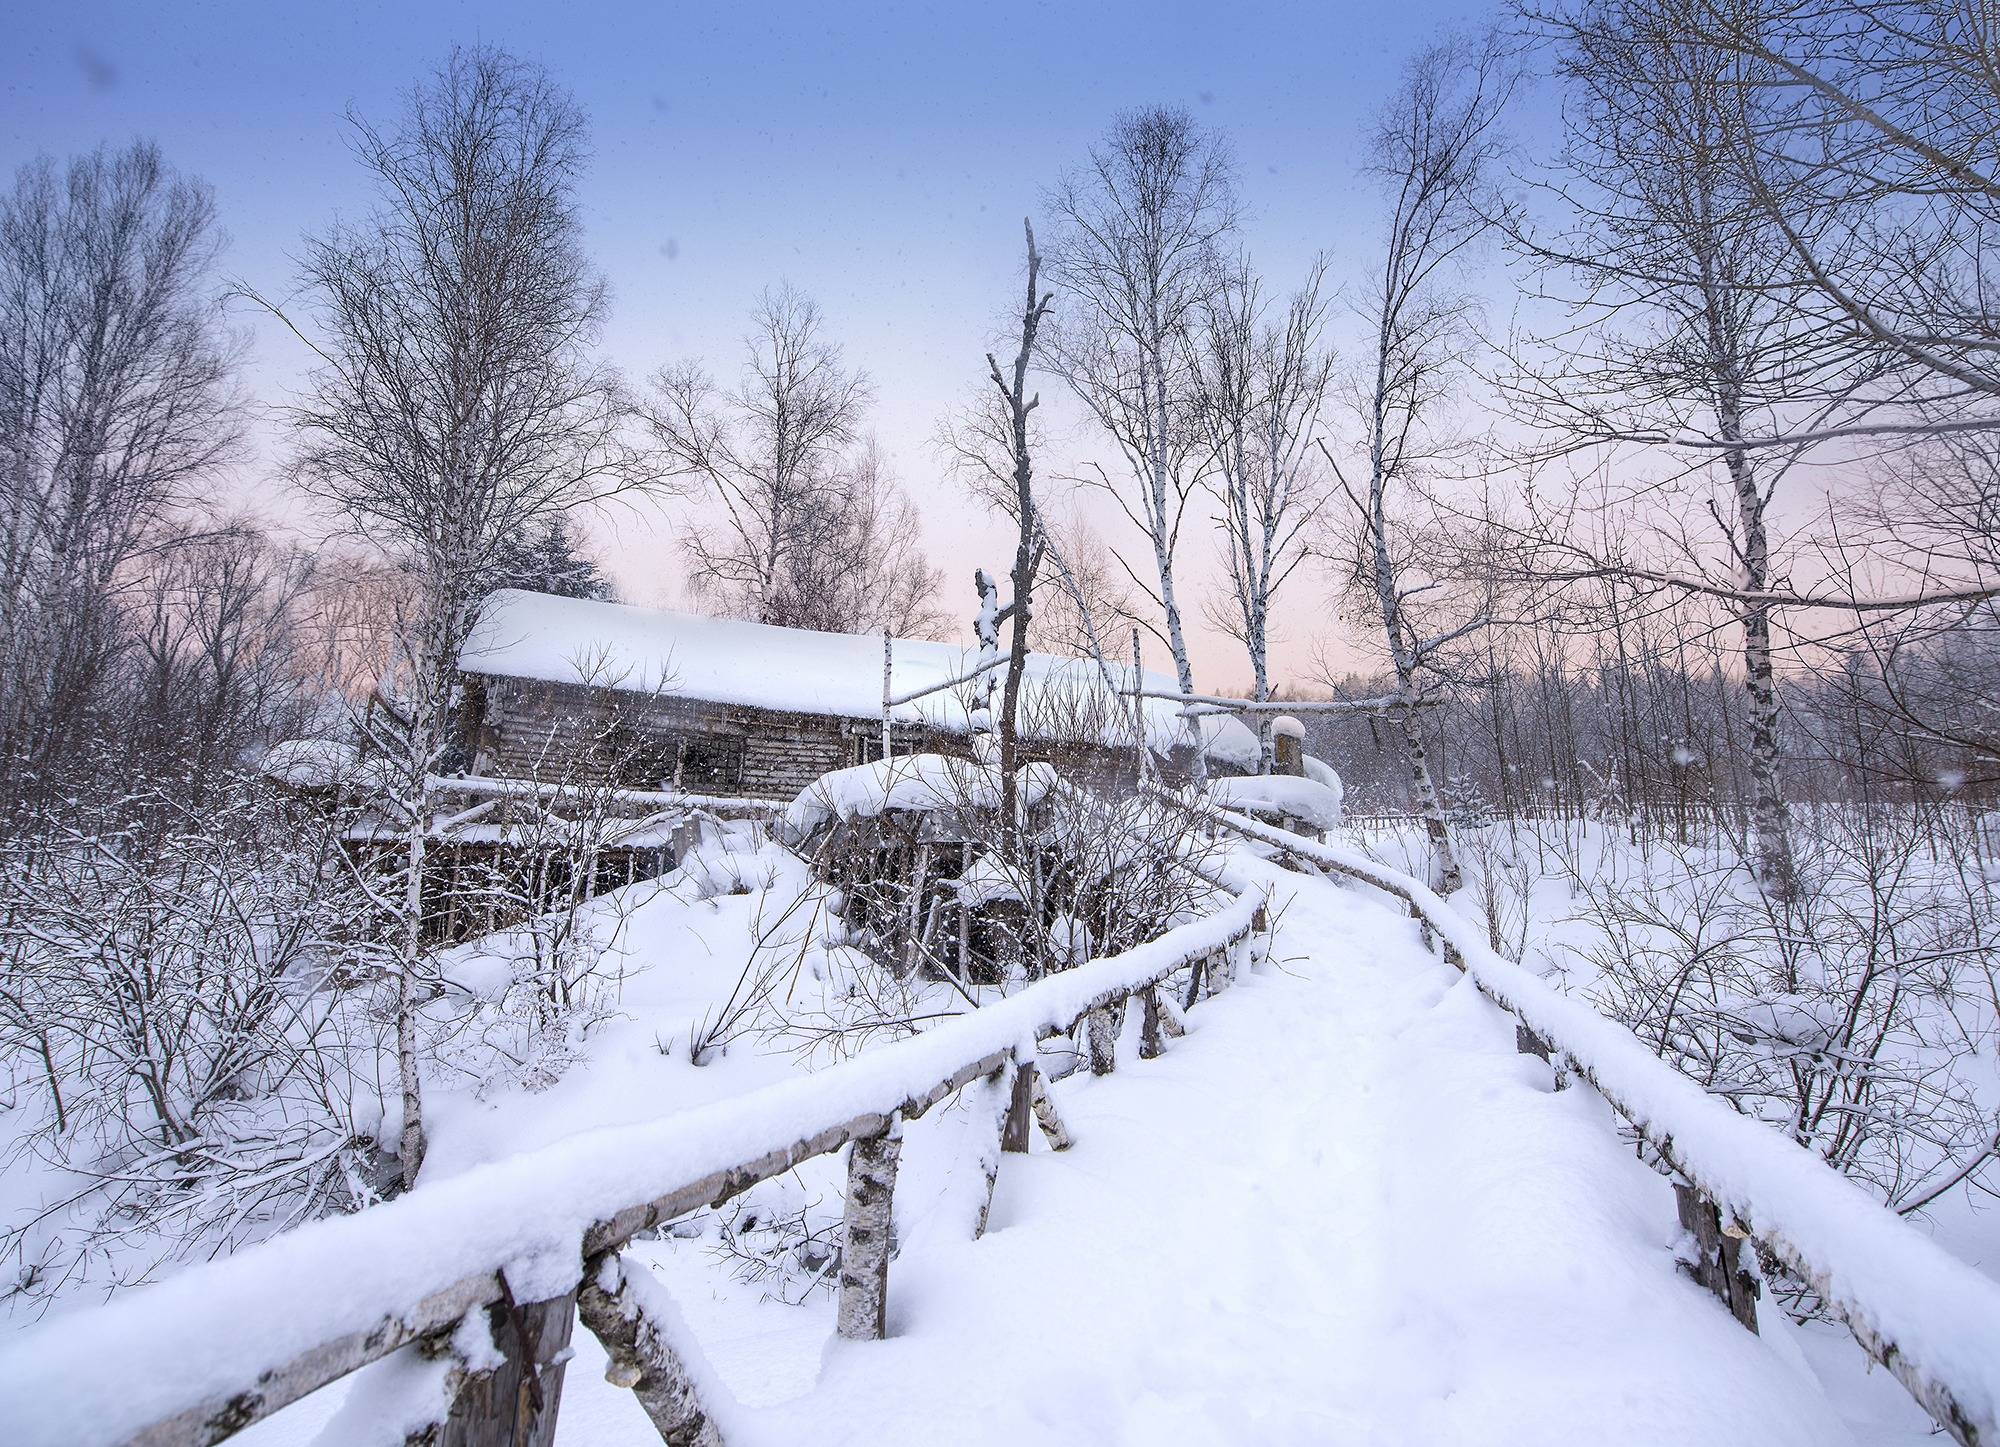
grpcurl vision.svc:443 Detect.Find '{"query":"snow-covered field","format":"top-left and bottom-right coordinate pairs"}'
top-left (178, 834), bottom-right (1954, 1446)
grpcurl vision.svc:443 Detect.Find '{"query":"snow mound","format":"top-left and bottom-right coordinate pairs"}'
top-left (1209, 773), bottom-right (1345, 830)
top-left (783, 754), bottom-right (1056, 837)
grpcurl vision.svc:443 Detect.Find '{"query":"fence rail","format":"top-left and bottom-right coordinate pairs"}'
top-left (0, 888), bottom-right (1264, 1447)
top-left (1214, 805), bottom-right (2000, 1447)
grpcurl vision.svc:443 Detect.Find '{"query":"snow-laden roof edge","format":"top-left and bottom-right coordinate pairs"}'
top-left (459, 589), bottom-right (1260, 768)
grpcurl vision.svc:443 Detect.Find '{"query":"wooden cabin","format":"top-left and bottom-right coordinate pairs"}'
top-left (455, 589), bottom-right (1263, 799)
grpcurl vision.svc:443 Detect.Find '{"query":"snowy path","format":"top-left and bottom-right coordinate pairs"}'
top-left (558, 865), bottom-right (1862, 1447)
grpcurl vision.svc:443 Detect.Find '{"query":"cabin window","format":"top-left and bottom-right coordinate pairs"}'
top-left (605, 727), bottom-right (745, 792)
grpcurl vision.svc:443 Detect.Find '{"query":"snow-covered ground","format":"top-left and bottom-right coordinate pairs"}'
top-left (215, 842), bottom-right (1939, 1446)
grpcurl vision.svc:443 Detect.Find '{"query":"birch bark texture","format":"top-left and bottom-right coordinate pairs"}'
top-left (1330, 37), bottom-right (1515, 896)
top-left (1044, 108), bottom-right (1238, 774)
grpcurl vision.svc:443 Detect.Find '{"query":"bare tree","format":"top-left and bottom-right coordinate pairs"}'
top-left (0, 142), bottom-right (241, 825)
top-left (1323, 36), bottom-right (1514, 895)
top-left (976, 220), bottom-right (1058, 857)
top-left (1680, 0), bottom-right (2000, 419)
top-left (767, 436), bottom-right (946, 637)
top-left (1044, 107), bottom-right (1238, 753)
top-left (651, 284), bottom-right (883, 627)
top-left (1503, 0), bottom-right (1908, 900)
top-left (272, 46), bottom-right (641, 1189)
top-left (1192, 254), bottom-right (1335, 771)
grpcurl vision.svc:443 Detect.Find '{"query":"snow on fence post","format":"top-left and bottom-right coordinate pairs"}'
top-left (1674, 1184), bottom-right (1761, 1335)
top-left (836, 1115), bottom-right (904, 1341)
top-left (435, 1276), bottom-right (576, 1447)
top-left (972, 1059), bottom-right (1022, 1239)
top-left (575, 1254), bottom-right (722, 1447)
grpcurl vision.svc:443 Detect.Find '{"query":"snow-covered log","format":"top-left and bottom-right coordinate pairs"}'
top-left (576, 1254), bottom-right (724, 1447)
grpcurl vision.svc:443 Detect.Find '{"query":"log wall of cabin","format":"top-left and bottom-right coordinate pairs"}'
top-left (459, 673), bottom-right (1213, 799)
top-left (463, 676), bottom-right (937, 798)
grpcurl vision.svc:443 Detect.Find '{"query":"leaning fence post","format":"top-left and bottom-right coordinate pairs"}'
top-left (836, 1116), bottom-right (904, 1341)
top-left (434, 1274), bottom-right (576, 1447)
top-left (1029, 1069), bottom-right (1073, 1150)
top-left (576, 1253), bottom-right (722, 1447)
top-left (1673, 1182), bottom-right (1760, 1334)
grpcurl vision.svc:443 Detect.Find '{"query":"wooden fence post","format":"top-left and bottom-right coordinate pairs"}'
top-left (434, 1275), bottom-right (576, 1447)
top-left (1029, 1070), bottom-right (1073, 1151)
top-left (836, 1118), bottom-right (903, 1341)
top-left (1673, 1183), bottom-right (1760, 1334)
top-left (576, 1254), bottom-right (722, 1447)
top-left (1002, 1060), bottom-right (1035, 1153)
top-left (1139, 986), bottom-right (1165, 1060)
top-left (1085, 1002), bottom-right (1121, 1075)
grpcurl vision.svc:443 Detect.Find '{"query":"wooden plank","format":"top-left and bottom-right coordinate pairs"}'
top-left (435, 1280), bottom-right (576, 1447)
top-left (1001, 1061), bottom-right (1035, 1154)
top-left (1673, 1183), bottom-right (1760, 1335)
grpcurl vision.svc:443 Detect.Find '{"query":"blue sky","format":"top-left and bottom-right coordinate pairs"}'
top-left (4, 0), bottom-right (1511, 686)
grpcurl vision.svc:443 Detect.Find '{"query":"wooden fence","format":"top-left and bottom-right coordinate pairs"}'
top-left (1212, 805), bottom-right (2000, 1447)
top-left (0, 891), bottom-right (1264, 1447)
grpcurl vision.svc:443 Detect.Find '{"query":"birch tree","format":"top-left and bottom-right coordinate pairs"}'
top-left (1503, 0), bottom-right (1903, 899)
top-left (1680, 0), bottom-right (2000, 418)
top-left (1327, 37), bottom-right (1513, 895)
top-left (277, 47), bottom-right (641, 1188)
top-left (1044, 108), bottom-right (1236, 762)
top-left (1192, 255), bottom-right (1335, 772)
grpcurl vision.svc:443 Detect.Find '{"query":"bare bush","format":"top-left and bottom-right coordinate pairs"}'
top-left (0, 782), bottom-right (373, 1312)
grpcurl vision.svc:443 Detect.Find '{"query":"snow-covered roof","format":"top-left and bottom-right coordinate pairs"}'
top-left (460, 590), bottom-right (1260, 768)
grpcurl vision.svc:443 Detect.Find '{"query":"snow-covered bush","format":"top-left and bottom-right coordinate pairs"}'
top-left (1553, 806), bottom-right (2000, 1310)
top-left (0, 783), bottom-right (377, 1314)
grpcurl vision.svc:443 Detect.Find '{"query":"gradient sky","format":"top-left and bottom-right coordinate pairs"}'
top-left (4, 0), bottom-right (1512, 690)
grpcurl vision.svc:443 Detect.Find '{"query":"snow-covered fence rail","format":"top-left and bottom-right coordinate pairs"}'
top-left (1214, 806), bottom-right (2000, 1447)
top-left (0, 891), bottom-right (1265, 1447)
